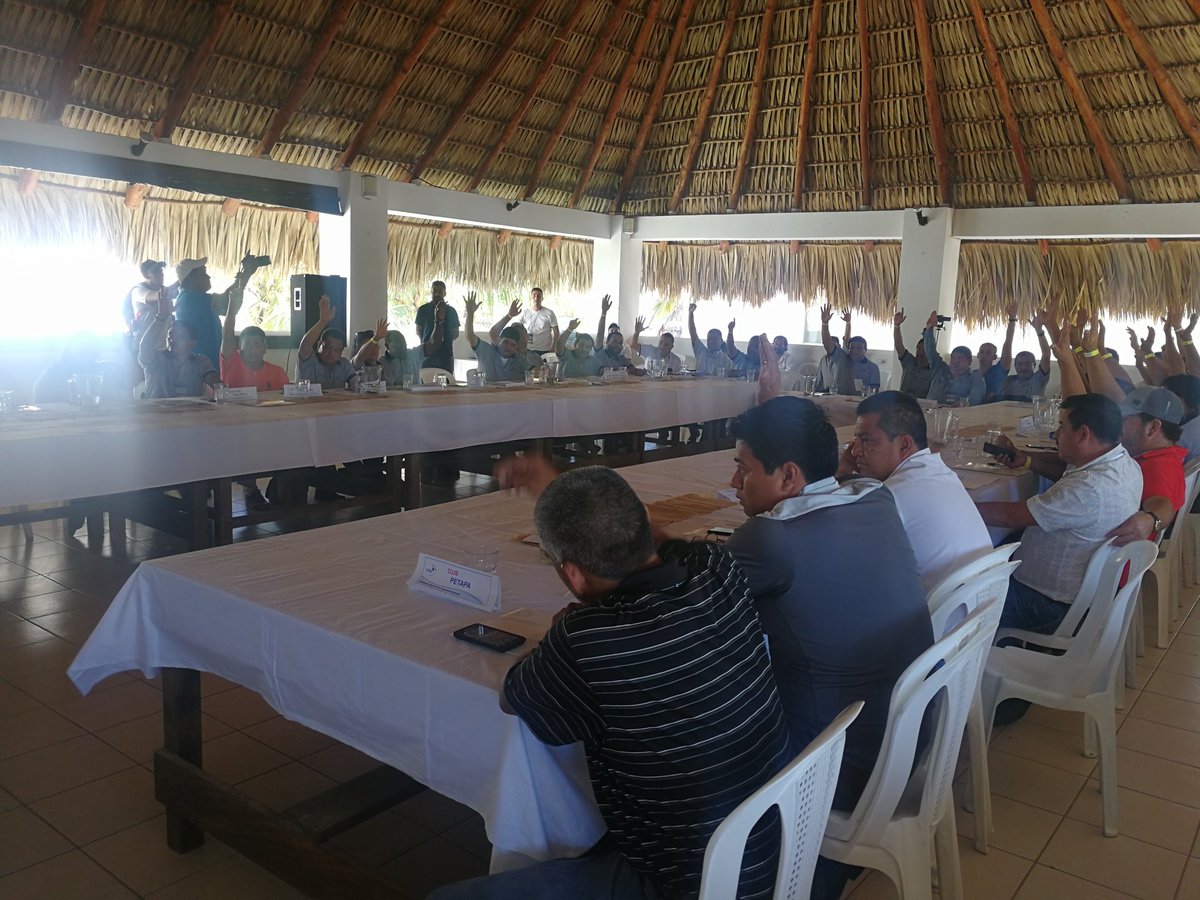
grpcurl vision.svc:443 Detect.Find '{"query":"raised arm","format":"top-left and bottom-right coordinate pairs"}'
top-left (820, 303), bottom-right (836, 354)
top-left (1030, 311), bottom-right (1052, 374)
top-left (755, 332), bottom-right (781, 406)
top-left (491, 299), bottom-right (520, 344)
top-left (841, 310), bottom-right (852, 347)
top-left (1000, 300), bottom-right (1018, 370)
top-left (298, 294), bottom-right (334, 361)
top-left (1052, 323), bottom-right (1088, 399)
top-left (687, 302), bottom-right (703, 358)
top-left (631, 316), bottom-right (648, 355)
top-left (556, 317), bottom-right (581, 355)
top-left (1079, 315), bottom-right (1125, 403)
top-left (892, 308), bottom-right (908, 356)
top-left (464, 292), bottom-right (481, 349)
top-left (350, 317), bottom-right (388, 368)
top-left (725, 318), bottom-right (736, 359)
top-left (1178, 313), bottom-right (1200, 374)
top-left (1162, 310), bottom-right (1187, 377)
top-left (138, 312), bottom-right (170, 368)
top-left (595, 294), bottom-right (611, 347)
top-left (922, 309), bottom-right (945, 367)
top-left (220, 290), bottom-right (242, 360)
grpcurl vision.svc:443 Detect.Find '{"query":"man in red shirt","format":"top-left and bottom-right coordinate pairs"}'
top-left (1108, 386), bottom-right (1188, 545)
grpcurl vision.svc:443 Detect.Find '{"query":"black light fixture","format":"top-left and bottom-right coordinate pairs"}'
top-left (506, 200), bottom-right (520, 212)
top-left (915, 209), bottom-right (930, 226)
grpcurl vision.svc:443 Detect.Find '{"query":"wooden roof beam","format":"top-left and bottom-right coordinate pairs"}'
top-left (336, 0), bottom-right (458, 170)
top-left (669, 0), bottom-right (741, 212)
top-left (569, 0), bottom-right (661, 208)
top-left (1102, 0), bottom-right (1200, 159)
top-left (612, 0), bottom-right (696, 213)
top-left (1028, 0), bottom-right (1132, 201)
top-left (521, 0), bottom-right (634, 203)
top-left (728, 0), bottom-right (778, 211)
top-left (911, 0), bottom-right (952, 205)
top-left (42, 0), bottom-right (108, 123)
top-left (151, 0), bottom-right (235, 142)
top-left (256, 0), bottom-right (356, 158)
top-left (465, 2), bottom-right (593, 194)
top-left (967, 0), bottom-right (1036, 203)
top-left (406, 0), bottom-right (545, 183)
top-left (857, 0), bottom-right (871, 209)
top-left (790, 0), bottom-right (824, 210)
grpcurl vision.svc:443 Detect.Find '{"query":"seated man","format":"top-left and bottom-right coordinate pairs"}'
top-left (923, 310), bottom-right (985, 405)
top-left (892, 309), bottom-right (933, 398)
top-left (350, 318), bottom-right (407, 387)
top-left (838, 311), bottom-right (880, 392)
top-left (1162, 374), bottom-right (1200, 462)
top-left (385, 329), bottom-right (423, 388)
top-left (976, 302), bottom-right (1020, 403)
top-left (219, 290), bottom-right (289, 391)
top-left (555, 324), bottom-right (602, 378)
top-left (837, 391), bottom-right (993, 591)
top-left (816, 304), bottom-right (853, 394)
top-left (138, 315), bottom-right (218, 399)
top-left (433, 464), bottom-right (792, 900)
top-left (724, 397), bottom-right (933, 823)
top-left (1106, 386), bottom-right (1188, 546)
top-left (296, 295), bottom-right (357, 390)
top-left (687, 303), bottom-right (733, 375)
top-left (595, 328), bottom-right (643, 375)
top-left (631, 317), bottom-right (683, 372)
top-left (465, 293), bottom-right (528, 382)
top-left (978, 394), bottom-right (1142, 634)
top-left (999, 313), bottom-right (1051, 401)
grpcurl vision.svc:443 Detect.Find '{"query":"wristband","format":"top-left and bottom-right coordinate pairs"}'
top-left (368, 337), bottom-right (378, 345)
top-left (1082, 349), bottom-right (1100, 358)
top-left (1008, 317), bottom-right (1018, 322)
top-left (1101, 353), bottom-right (1113, 360)
top-left (1183, 340), bottom-right (1194, 347)
top-left (1022, 457), bottom-right (1032, 470)
top-left (1144, 352), bottom-right (1156, 360)
top-left (1073, 346), bottom-right (1083, 354)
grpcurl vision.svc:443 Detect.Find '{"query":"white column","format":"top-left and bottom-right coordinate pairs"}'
top-left (591, 216), bottom-right (643, 335)
top-left (318, 172), bottom-right (389, 336)
top-left (895, 207), bottom-right (961, 374)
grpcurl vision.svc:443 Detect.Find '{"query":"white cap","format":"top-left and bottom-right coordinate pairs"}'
top-left (175, 257), bottom-right (208, 282)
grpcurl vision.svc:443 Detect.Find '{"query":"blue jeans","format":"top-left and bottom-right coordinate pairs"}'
top-left (425, 851), bottom-right (663, 900)
top-left (1000, 578), bottom-right (1069, 635)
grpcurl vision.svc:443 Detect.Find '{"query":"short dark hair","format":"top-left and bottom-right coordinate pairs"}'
top-left (1163, 374), bottom-right (1200, 416)
top-left (730, 396), bottom-right (838, 482)
top-left (1136, 412), bottom-right (1182, 443)
top-left (320, 327), bottom-right (346, 346)
top-left (848, 336), bottom-right (867, 349)
top-left (239, 326), bottom-right (266, 346)
top-left (951, 346), bottom-right (972, 362)
top-left (534, 467), bottom-right (655, 581)
top-left (856, 390), bottom-right (928, 450)
top-left (660, 332), bottom-right (674, 346)
top-left (1060, 393), bottom-right (1122, 446)
top-left (531, 286), bottom-right (543, 296)
top-left (499, 326), bottom-right (521, 342)
top-left (352, 329), bottom-right (374, 352)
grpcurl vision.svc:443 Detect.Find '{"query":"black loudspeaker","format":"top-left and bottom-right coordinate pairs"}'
top-left (289, 274), bottom-right (347, 340)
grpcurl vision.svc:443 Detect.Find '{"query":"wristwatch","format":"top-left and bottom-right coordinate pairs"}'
top-left (1142, 509), bottom-right (1163, 533)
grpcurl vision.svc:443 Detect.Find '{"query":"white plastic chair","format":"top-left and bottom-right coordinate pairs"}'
top-left (923, 548), bottom-right (1021, 854)
top-left (820, 598), bottom-right (1004, 900)
top-left (982, 540), bottom-right (1158, 837)
top-left (698, 702), bottom-right (864, 900)
top-left (1141, 457), bottom-right (1200, 648)
top-left (418, 366), bottom-right (455, 385)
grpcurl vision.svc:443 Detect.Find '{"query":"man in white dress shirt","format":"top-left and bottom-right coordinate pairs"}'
top-left (837, 390), bottom-right (993, 592)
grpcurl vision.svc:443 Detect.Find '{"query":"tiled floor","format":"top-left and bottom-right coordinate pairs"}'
top-left (1, 488), bottom-right (1199, 898)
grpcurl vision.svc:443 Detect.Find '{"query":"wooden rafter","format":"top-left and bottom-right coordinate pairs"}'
top-left (966, 0), bottom-right (1036, 203)
top-left (256, 0), bottom-right (356, 158)
top-left (336, 0), bottom-right (458, 170)
top-left (405, 0), bottom-right (545, 183)
top-left (521, 0), bottom-right (634, 203)
top-left (669, 0), bottom-right (741, 212)
top-left (791, 0), bottom-right (823, 209)
top-left (857, 0), bottom-right (871, 209)
top-left (1102, 0), bottom-right (1200, 158)
top-left (612, 0), bottom-right (696, 213)
top-left (42, 0), bottom-right (108, 123)
top-left (911, 0), bottom-right (952, 204)
top-left (1028, 0), bottom-right (1132, 201)
top-left (570, 0), bottom-right (661, 208)
top-left (465, 2), bottom-right (593, 193)
top-left (150, 0), bottom-right (235, 141)
top-left (728, 0), bottom-right (777, 211)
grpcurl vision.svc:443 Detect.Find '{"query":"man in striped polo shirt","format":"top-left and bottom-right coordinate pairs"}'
top-left (431, 464), bottom-right (791, 900)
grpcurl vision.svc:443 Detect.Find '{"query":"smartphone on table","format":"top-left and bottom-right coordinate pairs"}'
top-left (453, 623), bottom-right (526, 653)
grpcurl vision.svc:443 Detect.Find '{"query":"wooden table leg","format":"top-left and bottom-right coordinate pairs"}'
top-left (385, 455), bottom-right (405, 512)
top-left (160, 668), bottom-right (204, 853)
top-left (212, 479), bottom-right (233, 546)
top-left (403, 453), bottom-right (423, 510)
top-left (531, 438), bottom-right (553, 459)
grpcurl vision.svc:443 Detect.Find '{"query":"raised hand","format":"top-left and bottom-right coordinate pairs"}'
top-left (507, 299), bottom-right (521, 318)
top-left (601, 294), bottom-right (612, 313)
top-left (318, 294), bottom-right (335, 324)
top-left (1142, 327), bottom-right (1156, 354)
top-left (688, 302), bottom-right (698, 315)
top-left (1126, 326), bottom-right (1140, 356)
top-left (464, 291), bottom-right (480, 315)
top-left (565, 317), bottom-right (580, 333)
top-left (820, 303), bottom-right (833, 323)
top-left (925, 309), bottom-right (938, 329)
top-left (373, 316), bottom-right (388, 342)
top-left (728, 318), bottom-right (736, 331)
top-left (634, 315), bottom-right (646, 334)
top-left (1181, 313), bottom-right (1198, 340)
top-left (495, 454), bottom-right (559, 497)
top-left (841, 310), bottom-right (852, 324)
top-left (1006, 299), bottom-right (1019, 319)
top-left (893, 309), bottom-right (906, 327)
top-left (1029, 310), bottom-right (1044, 330)
top-left (1080, 313), bottom-right (1101, 353)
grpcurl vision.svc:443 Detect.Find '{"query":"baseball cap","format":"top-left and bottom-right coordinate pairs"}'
top-left (139, 259), bottom-right (165, 275)
top-left (175, 257), bottom-right (208, 282)
top-left (1119, 386), bottom-right (1183, 424)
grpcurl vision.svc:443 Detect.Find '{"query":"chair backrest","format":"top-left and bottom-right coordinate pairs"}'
top-left (928, 560), bottom-right (1020, 640)
top-left (698, 702), bottom-right (864, 900)
top-left (419, 366), bottom-right (455, 385)
top-left (830, 598), bottom-right (1003, 847)
top-left (925, 544), bottom-right (1021, 636)
top-left (1161, 457), bottom-right (1200, 547)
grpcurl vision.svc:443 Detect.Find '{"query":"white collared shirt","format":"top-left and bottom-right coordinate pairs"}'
top-left (884, 449), bottom-right (994, 593)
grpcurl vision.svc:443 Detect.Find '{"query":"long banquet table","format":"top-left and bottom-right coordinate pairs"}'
top-left (67, 403), bottom-right (1040, 895)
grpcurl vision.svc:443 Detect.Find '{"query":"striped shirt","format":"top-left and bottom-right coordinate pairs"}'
top-left (504, 541), bottom-right (791, 899)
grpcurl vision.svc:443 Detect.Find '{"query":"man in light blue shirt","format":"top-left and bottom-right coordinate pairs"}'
top-left (923, 309), bottom-right (985, 405)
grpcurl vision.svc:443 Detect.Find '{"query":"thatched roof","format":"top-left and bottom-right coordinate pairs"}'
top-left (2, 0), bottom-right (1199, 216)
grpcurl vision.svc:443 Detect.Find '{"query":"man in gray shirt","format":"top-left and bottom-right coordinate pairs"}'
top-left (687, 303), bottom-right (734, 375)
top-left (465, 293), bottom-right (530, 382)
top-left (295, 294), bottom-right (357, 390)
top-left (138, 315), bottom-right (218, 399)
top-left (923, 309), bottom-right (985, 405)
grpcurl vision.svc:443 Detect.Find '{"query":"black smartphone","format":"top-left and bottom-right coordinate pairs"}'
top-left (453, 623), bottom-right (526, 653)
top-left (982, 441), bottom-right (1015, 462)
top-left (706, 526), bottom-right (735, 539)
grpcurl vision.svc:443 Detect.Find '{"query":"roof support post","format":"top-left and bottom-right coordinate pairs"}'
top-left (318, 171), bottom-right (389, 335)
top-left (593, 218), bottom-right (642, 338)
top-left (895, 207), bottom-right (959, 377)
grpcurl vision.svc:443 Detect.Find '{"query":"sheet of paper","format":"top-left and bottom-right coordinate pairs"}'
top-left (408, 553), bottom-right (502, 613)
top-left (224, 387), bottom-right (258, 403)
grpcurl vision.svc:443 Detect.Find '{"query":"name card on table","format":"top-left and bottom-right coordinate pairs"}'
top-left (224, 387), bottom-right (258, 403)
top-left (408, 553), bottom-right (501, 613)
top-left (283, 383), bottom-right (323, 399)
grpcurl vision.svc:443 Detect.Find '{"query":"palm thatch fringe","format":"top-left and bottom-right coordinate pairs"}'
top-left (386, 220), bottom-right (592, 300)
top-left (643, 240), bottom-right (901, 318)
top-left (956, 240), bottom-right (1200, 326)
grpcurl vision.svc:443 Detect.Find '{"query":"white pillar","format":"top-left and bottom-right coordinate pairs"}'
top-left (318, 172), bottom-right (389, 336)
top-left (592, 217), bottom-right (643, 336)
top-left (895, 207), bottom-right (961, 380)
